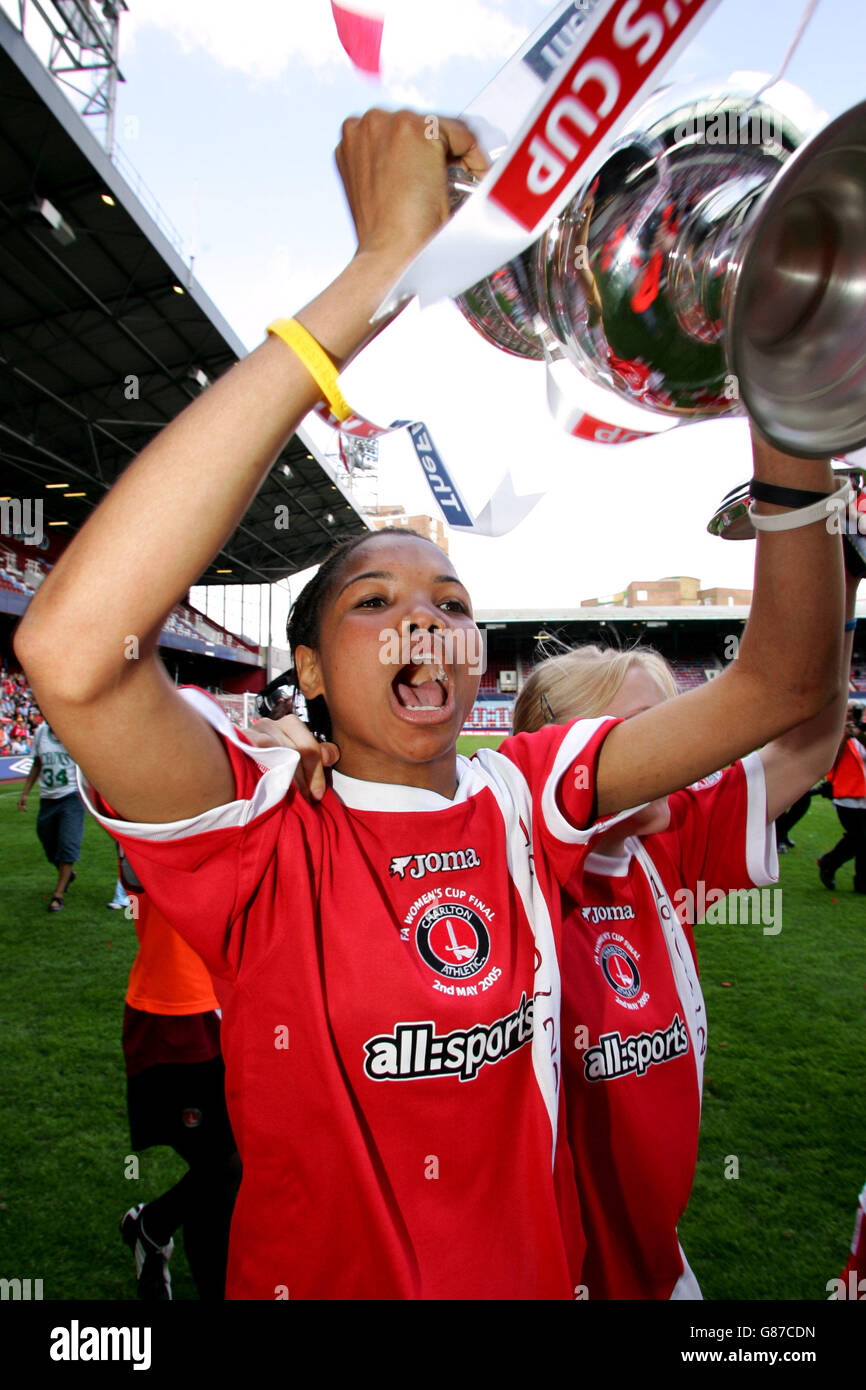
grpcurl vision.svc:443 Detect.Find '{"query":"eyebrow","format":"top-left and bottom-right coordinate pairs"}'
top-left (337, 570), bottom-right (469, 598)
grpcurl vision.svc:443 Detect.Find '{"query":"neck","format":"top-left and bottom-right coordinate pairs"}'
top-left (334, 747), bottom-right (460, 800)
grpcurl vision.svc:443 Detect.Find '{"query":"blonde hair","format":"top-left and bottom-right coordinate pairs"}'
top-left (512, 643), bottom-right (677, 734)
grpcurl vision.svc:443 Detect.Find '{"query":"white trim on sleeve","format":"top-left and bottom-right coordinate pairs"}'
top-left (77, 686), bottom-right (300, 843)
top-left (742, 751), bottom-right (779, 887)
top-left (539, 717), bottom-right (648, 845)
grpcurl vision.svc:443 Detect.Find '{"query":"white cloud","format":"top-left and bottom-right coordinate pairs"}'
top-left (381, 0), bottom-right (526, 77)
top-left (380, 79), bottom-right (433, 109)
top-left (120, 0), bottom-right (341, 81)
top-left (120, 0), bottom-right (526, 85)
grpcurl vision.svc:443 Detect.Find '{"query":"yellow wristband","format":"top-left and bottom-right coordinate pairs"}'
top-left (266, 317), bottom-right (352, 422)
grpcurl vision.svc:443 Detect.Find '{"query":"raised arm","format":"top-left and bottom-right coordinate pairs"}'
top-left (596, 429), bottom-right (844, 818)
top-left (13, 112), bottom-right (485, 824)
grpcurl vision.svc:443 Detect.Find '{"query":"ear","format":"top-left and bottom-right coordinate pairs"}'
top-left (294, 645), bottom-right (323, 701)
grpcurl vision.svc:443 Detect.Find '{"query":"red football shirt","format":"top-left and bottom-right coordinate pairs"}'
top-left (81, 692), bottom-right (636, 1301)
top-left (559, 755), bottom-right (777, 1299)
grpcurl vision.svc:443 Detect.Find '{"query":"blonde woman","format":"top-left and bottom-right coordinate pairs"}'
top-left (511, 605), bottom-right (857, 1300)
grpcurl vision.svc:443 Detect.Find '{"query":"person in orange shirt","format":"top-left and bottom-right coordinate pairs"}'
top-left (118, 847), bottom-right (240, 1300)
top-left (818, 710), bottom-right (866, 893)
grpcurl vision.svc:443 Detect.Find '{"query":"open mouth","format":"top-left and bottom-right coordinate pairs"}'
top-left (387, 655), bottom-right (456, 725)
top-left (392, 660), bottom-right (449, 711)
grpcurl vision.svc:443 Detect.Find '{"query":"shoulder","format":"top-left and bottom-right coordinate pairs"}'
top-left (476, 719), bottom-right (618, 778)
top-left (82, 686), bottom-right (305, 849)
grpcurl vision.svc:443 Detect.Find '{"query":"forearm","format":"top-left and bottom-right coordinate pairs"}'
top-left (759, 575), bottom-right (858, 818)
top-left (596, 431), bottom-right (845, 818)
top-left (15, 252), bottom-right (397, 702)
top-left (783, 572), bottom-right (855, 750)
top-left (735, 426), bottom-right (843, 728)
top-left (21, 767), bottom-right (39, 797)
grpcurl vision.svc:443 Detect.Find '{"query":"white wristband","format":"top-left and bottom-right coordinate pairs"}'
top-left (749, 481), bottom-right (852, 532)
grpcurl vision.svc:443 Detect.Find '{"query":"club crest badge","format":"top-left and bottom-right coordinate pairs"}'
top-left (416, 903), bottom-right (490, 980)
top-left (594, 932), bottom-right (648, 1009)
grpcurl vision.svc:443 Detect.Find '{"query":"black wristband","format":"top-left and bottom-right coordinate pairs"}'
top-left (749, 479), bottom-right (831, 508)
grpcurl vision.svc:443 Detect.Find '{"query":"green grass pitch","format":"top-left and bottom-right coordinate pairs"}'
top-left (0, 752), bottom-right (863, 1301)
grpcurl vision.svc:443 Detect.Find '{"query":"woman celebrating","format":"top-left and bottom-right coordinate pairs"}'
top-left (511, 589), bottom-right (858, 1300)
top-left (15, 110), bottom-right (846, 1299)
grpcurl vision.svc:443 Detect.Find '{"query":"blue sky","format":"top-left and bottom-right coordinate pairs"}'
top-left (8, 0), bottom-right (864, 635)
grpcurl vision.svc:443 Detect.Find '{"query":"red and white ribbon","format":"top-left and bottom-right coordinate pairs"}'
top-left (537, 319), bottom-right (680, 444)
top-left (314, 402), bottom-right (542, 536)
top-left (378, 0), bottom-right (722, 315)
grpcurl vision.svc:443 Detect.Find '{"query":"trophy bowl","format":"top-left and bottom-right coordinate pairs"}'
top-left (451, 84), bottom-right (866, 458)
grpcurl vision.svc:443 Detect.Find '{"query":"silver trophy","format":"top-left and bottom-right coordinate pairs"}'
top-left (451, 85), bottom-right (866, 458)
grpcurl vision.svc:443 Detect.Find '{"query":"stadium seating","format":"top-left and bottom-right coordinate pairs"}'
top-left (460, 649), bottom-right (721, 732)
top-left (1, 537), bottom-right (257, 658)
top-left (464, 700), bottom-right (514, 732)
top-left (669, 660), bottom-right (715, 691)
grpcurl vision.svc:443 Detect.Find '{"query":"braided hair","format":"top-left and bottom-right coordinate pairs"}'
top-left (286, 527), bottom-right (425, 740)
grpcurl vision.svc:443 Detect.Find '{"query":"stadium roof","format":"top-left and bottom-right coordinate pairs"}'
top-left (475, 605), bottom-right (752, 624)
top-left (0, 10), bottom-right (366, 586)
top-left (476, 600), bottom-right (866, 625)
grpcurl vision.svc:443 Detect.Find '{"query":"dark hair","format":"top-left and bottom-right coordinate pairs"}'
top-left (286, 526), bottom-right (429, 740)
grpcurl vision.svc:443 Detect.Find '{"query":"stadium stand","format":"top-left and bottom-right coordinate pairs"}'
top-left (670, 660), bottom-right (720, 691)
top-left (0, 2), bottom-right (367, 617)
top-left (4, 531), bottom-right (862, 739)
top-left (0, 531), bottom-right (265, 757)
top-left (0, 661), bottom-right (42, 755)
top-left (463, 614), bottom-right (862, 734)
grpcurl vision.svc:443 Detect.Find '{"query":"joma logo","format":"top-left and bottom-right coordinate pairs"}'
top-left (580, 904), bottom-right (635, 925)
top-left (390, 848), bottom-right (481, 880)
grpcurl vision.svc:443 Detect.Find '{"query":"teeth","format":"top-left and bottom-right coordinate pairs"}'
top-left (407, 659), bottom-right (448, 687)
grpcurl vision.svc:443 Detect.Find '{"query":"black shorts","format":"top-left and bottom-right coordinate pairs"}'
top-left (127, 1056), bottom-right (237, 1161)
top-left (36, 792), bottom-right (85, 866)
